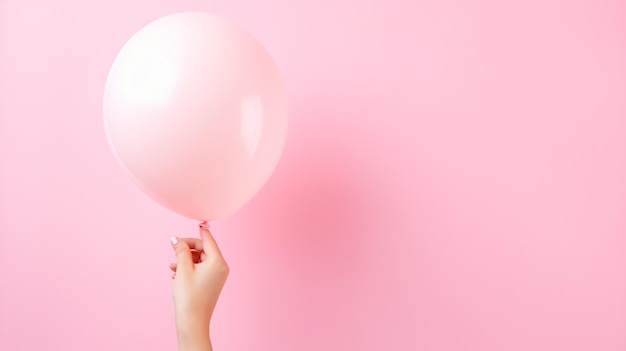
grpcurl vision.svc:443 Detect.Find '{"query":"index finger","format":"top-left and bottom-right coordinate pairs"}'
top-left (178, 237), bottom-right (203, 251)
top-left (199, 224), bottom-right (224, 258)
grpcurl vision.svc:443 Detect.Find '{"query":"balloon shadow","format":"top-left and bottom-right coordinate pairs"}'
top-left (242, 94), bottom-right (386, 282)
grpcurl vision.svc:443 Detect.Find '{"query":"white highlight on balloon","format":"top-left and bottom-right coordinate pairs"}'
top-left (241, 96), bottom-right (263, 160)
top-left (116, 41), bottom-right (178, 106)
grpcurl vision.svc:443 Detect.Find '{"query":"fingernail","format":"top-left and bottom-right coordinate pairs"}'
top-left (199, 221), bottom-right (210, 230)
top-left (170, 236), bottom-right (179, 247)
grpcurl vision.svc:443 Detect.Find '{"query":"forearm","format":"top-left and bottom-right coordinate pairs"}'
top-left (176, 320), bottom-right (212, 351)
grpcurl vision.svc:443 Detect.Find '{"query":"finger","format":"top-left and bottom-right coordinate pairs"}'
top-left (199, 224), bottom-right (224, 259)
top-left (170, 237), bottom-right (194, 274)
top-left (169, 251), bottom-right (201, 273)
top-left (178, 237), bottom-right (203, 251)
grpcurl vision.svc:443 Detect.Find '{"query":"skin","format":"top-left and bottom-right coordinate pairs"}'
top-left (170, 222), bottom-right (229, 351)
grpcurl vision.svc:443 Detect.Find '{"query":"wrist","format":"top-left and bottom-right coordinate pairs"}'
top-left (176, 318), bottom-right (212, 351)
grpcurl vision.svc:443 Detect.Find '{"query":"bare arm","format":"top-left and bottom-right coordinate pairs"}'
top-left (170, 222), bottom-right (229, 351)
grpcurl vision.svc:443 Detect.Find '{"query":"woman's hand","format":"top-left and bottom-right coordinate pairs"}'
top-left (170, 222), bottom-right (229, 351)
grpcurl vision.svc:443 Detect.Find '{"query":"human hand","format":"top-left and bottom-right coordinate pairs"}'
top-left (170, 222), bottom-right (229, 351)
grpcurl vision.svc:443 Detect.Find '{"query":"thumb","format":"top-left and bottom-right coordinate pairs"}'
top-left (170, 236), bottom-right (194, 274)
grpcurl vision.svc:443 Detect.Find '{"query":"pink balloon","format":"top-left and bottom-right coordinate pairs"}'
top-left (103, 12), bottom-right (288, 221)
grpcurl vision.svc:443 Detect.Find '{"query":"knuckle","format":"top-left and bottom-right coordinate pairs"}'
top-left (212, 258), bottom-right (229, 275)
top-left (175, 244), bottom-right (189, 254)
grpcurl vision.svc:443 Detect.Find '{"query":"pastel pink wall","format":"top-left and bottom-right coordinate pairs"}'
top-left (1, 0), bottom-right (625, 350)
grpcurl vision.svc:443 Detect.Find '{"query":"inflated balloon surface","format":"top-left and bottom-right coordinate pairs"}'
top-left (103, 12), bottom-right (288, 221)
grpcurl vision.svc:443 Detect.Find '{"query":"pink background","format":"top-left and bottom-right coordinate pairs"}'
top-left (1, 0), bottom-right (625, 350)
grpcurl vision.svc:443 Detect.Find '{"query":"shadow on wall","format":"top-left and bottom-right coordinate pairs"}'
top-left (223, 91), bottom-right (435, 349)
top-left (245, 94), bottom-right (388, 278)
